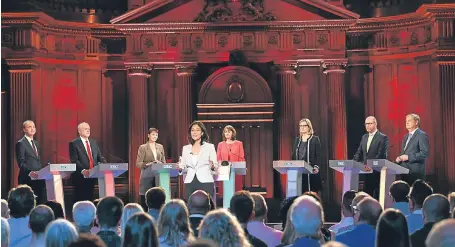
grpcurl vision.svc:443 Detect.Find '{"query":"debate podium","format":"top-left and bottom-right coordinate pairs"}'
top-left (87, 163), bottom-right (128, 198)
top-left (273, 160), bottom-right (314, 198)
top-left (143, 163), bottom-right (179, 202)
top-left (215, 161), bottom-right (247, 208)
top-left (329, 160), bottom-right (371, 196)
top-left (366, 159), bottom-right (409, 209)
top-left (33, 163), bottom-right (76, 216)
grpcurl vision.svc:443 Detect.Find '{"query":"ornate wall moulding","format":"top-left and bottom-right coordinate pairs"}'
top-left (226, 75), bottom-right (245, 103)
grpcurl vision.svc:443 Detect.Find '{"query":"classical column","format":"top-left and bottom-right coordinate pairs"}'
top-left (126, 65), bottom-right (151, 203)
top-left (277, 63), bottom-right (297, 196)
top-left (323, 61), bottom-right (347, 204)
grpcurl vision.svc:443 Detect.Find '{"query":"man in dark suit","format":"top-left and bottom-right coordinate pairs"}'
top-left (188, 190), bottom-right (211, 237)
top-left (395, 113), bottom-right (430, 185)
top-left (69, 122), bottom-right (106, 202)
top-left (15, 120), bottom-right (46, 203)
top-left (354, 116), bottom-right (388, 198)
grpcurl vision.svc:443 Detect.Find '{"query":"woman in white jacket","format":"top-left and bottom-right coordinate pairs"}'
top-left (179, 121), bottom-right (218, 200)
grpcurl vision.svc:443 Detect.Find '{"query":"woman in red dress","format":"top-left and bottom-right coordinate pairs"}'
top-left (216, 125), bottom-right (245, 193)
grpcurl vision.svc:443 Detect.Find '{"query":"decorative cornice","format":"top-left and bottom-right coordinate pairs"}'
top-left (5, 59), bottom-right (39, 72)
top-left (276, 63), bottom-right (298, 75)
top-left (176, 63), bottom-right (198, 76)
top-left (322, 59), bottom-right (347, 74)
top-left (125, 63), bottom-right (152, 77)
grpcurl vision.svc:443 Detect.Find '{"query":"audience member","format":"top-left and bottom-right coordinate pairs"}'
top-left (199, 208), bottom-right (251, 247)
top-left (7, 185), bottom-right (35, 247)
top-left (336, 197), bottom-right (383, 247)
top-left (302, 191), bottom-right (330, 243)
top-left (96, 196), bottom-right (124, 247)
top-left (122, 213), bottom-right (159, 247)
top-left (44, 200), bottom-right (65, 219)
top-left (289, 195), bottom-right (324, 247)
top-left (410, 194), bottom-right (450, 247)
top-left (230, 191), bottom-right (267, 247)
top-left (91, 199), bottom-right (101, 234)
top-left (407, 179), bottom-right (433, 233)
top-left (425, 219), bottom-right (455, 247)
top-left (278, 196), bottom-right (298, 230)
top-left (158, 199), bottom-right (195, 247)
top-left (448, 192), bottom-right (455, 214)
top-left (145, 187), bottom-right (166, 221)
top-left (376, 209), bottom-right (410, 247)
top-left (120, 203), bottom-right (144, 237)
top-left (68, 233), bottom-right (107, 247)
top-left (277, 203), bottom-right (296, 247)
top-left (336, 191), bottom-right (370, 235)
top-left (1, 218), bottom-right (9, 247)
top-left (247, 193), bottom-right (283, 247)
top-left (44, 219), bottom-right (78, 247)
top-left (1, 199), bottom-right (9, 218)
top-left (73, 201), bottom-right (97, 234)
top-left (187, 239), bottom-right (219, 247)
top-left (188, 190), bottom-right (211, 236)
top-left (389, 180), bottom-right (411, 216)
top-left (322, 241), bottom-right (348, 247)
top-left (329, 190), bottom-right (356, 235)
top-left (29, 205), bottom-right (55, 247)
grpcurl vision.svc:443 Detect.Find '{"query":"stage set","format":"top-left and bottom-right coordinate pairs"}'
top-left (1, 0), bottom-right (455, 221)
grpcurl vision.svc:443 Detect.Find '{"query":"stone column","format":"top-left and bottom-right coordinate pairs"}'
top-left (126, 65), bottom-right (151, 203)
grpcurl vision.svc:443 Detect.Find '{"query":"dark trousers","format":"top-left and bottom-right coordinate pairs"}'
top-left (19, 175), bottom-right (46, 204)
top-left (363, 171), bottom-right (380, 199)
top-left (185, 177), bottom-right (215, 202)
top-left (72, 173), bottom-right (95, 203)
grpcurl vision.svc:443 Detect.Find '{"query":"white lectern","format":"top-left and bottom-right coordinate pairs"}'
top-left (87, 163), bottom-right (128, 198)
top-left (329, 160), bottom-right (371, 196)
top-left (273, 160), bottom-right (313, 198)
top-left (215, 161), bottom-right (247, 208)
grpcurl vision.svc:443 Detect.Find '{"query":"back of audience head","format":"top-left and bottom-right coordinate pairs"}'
top-left (68, 233), bottom-right (106, 247)
top-left (121, 203), bottom-right (144, 237)
top-left (425, 219), bottom-right (455, 247)
top-left (7, 184), bottom-right (36, 218)
top-left (389, 180), bottom-right (410, 203)
top-left (251, 193), bottom-right (268, 222)
top-left (422, 194), bottom-right (450, 224)
top-left (1, 218), bottom-right (9, 247)
top-left (158, 199), bottom-right (194, 245)
top-left (341, 190), bottom-right (357, 217)
top-left (73, 201), bottom-right (96, 233)
top-left (1, 199), bottom-right (9, 218)
top-left (189, 190), bottom-right (211, 215)
top-left (44, 200), bottom-right (65, 219)
top-left (409, 179), bottom-right (433, 211)
top-left (29, 205), bottom-right (55, 234)
top-left (122, 212), bottom-right (159, 247)
top-left (229, 190), bottom-right (254, 224)
top-left (448, 192), bottom-right (455, 214)
top-left (355, 197), bottom-right (383, 226)
top-left (146, 187), bottom-right (166, 211)
top-left (322, 241), bottom-right (348, 247)
top-left (199, 208), bottom-right (251, 247)
top-left (290, 195), bottom-right (324, 239)
top-left (187, 239), bottom-right (219, 247)
top-left (376, 209), bottom-right (410, 247)
top-left (45, 219), bottom-right (78, 247)
top-left (96, 196), bottom-right (124, 229)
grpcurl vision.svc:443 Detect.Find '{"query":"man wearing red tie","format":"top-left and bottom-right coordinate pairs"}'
top-left (15, 120), bottom-right (46, 203)
top-left (69, 122), bottom-right (106, 202)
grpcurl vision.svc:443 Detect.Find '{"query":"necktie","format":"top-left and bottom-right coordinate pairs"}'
top-left (31, 140), bottom-right (38, 157)
top-left (366, 135), bottom-right (373, 152)
top-left (405, 133), bottom-right (413, 150)
top-left (86, 140), bottom-right (94, 169)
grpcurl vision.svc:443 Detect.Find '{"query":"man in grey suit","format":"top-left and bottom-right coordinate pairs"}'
top-left (396, 113), bottom-right (430, 185)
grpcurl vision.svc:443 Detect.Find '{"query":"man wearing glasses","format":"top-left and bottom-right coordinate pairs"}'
top-left (353, 116), bottom-right (389, 199)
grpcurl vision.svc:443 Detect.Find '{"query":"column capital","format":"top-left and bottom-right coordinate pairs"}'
top-left (175, 62), bottom-right (198, 76)
top-left (6, 59), bottom-right (39, 72)
top-left (125, 63), bottom-right (152, 77)
top-left (322, 59), bottom-right (347, 74)
top-left (276, 63), bottom-right (298, 75)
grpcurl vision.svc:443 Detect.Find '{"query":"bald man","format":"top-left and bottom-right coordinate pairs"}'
top-left (411, 194), bottom-right (450, 247)
top-left (289, 195), bottom-right (324, 247)
top-left (336, 197), bottom-right (383, 247)
top-left (69, 122), bottom-right (106, 202)
top-left (353, 116), bottom-right (388, 199)
top-left (425, 219), bottom-right (455, 247)
top-left (188, 190), bottom-right (211, 236)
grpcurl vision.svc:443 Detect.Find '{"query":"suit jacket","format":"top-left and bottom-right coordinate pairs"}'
top-left (217, 140), bottom-right (245, 162)
top-left (353, 131), bottom-right (388, 163)
top-left (399, 128), bottom-right (430, 176)
top-left (291, 135), bottom-right (321, 167)
top-left (15, 136), bottom-right (42, 183)
top-left (69, 137), bottom-right (106, 173)
top-left (189, 214), bottom-right (204, 237)
top-left (136, 142), bottom-right (166, 195)
top-left (179, 142), bottom-right (218, 183)
top-left (410, 222), bottom-right (435, 247)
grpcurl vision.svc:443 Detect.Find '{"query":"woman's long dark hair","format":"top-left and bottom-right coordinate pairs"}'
top-left (122, 213), bottom-right (159, 247)
top-left (376, 209), bottom-right (410, 247)
top-left (188, 121), bottom-right (209, 145)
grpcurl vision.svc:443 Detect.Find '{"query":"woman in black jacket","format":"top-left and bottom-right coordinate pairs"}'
top-left (291, 118), bottom-right (323, 194)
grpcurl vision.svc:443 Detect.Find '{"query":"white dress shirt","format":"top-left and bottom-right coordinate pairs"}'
top-left (329, 216), bottom-right (354, 235)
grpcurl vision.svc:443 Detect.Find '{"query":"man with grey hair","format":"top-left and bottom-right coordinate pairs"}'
top-left (425, 219), bottom-right (455, 247)
top-left (395, 113), bottom-right (430, 185)
top-left (410, 194), bottom-right (450, 247)
top-left (1, 218), bottom-right (9, 247)
top-left (289, 195), bottom-right (323, 247)
top-left (247, 193), bottom-right (283, 247)
top-left (1, 199), bottom-right (9, 218)
top-left (336, 197), bottom-right (383, 247)
top-left (29, 205), bottom-right (55, 247)
top-left (73, 201), bottom-right (97, 234)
